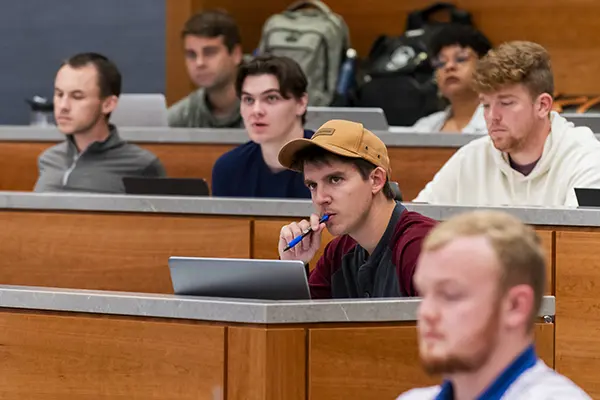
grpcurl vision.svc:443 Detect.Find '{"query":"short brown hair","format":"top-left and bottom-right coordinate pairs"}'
top-left (472, 41), bottom-right (554, 98)
top-left (291, 145), bottom-right (396, 200)
top-left (422, 210), bottom-right (546, 330)
top-left (61, 52), bottom-right (121, 120)
top-left (182, 9), bottom-right (241, 52)
top-left (236, 55), bottom-right (308, 124)
top-left (62, 52), bottom-right (121, 98)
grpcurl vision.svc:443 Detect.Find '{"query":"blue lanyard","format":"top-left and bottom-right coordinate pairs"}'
top-left (434, 345), bottom-right (537, 400)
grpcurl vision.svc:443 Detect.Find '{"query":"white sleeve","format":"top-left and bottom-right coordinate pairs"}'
top-left (411, 112), bottom-right (445, 133)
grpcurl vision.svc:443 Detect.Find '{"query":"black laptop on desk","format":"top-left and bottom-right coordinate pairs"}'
top-left (574, 188), bottom-right (600, 208)
top-left (123, 177), bottom-right (210, 196)
top-left (168, 256), bottom-right (311, 300)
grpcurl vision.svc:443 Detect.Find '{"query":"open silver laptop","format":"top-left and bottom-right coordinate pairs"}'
top-left (306, 106), bottom-right (389, 131)
top-left (109, 93), bottom-right (169, 127)
top-left (168, 256), bottom-right (311, 300)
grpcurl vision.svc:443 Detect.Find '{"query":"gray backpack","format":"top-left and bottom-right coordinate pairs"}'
top-left (258, 0), bottom-right (350, 106)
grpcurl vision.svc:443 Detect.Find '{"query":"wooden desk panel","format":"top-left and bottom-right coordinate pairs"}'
top-left (535, 322), bottom-right (555, 369)
top-left (0, 142), bottom-right (50, 191)
top-left (0, 141), bottom-right (237, 192)
top-left (0, 310), bottom-right (226, 400)
top-left (308, 323), bottom-right (554, 400)
top-left (0, 305), bottom-right (555, 399)
top-left (228, 327), bottom-right (306, 400)
top-left (536, 229), bottom-right (555, 295)
top-left (141, 143), bottom-right (235, 189)
top-left (555, 231), bottom-right (600, 398)
top-left (0, 211), bottom-right (250, 293)
top-left (389, 147), bottom-right (456, 201)
top-left (0, 141), bottom-right (454, 200)
top-left (309, 325), bottom-right (435, 400)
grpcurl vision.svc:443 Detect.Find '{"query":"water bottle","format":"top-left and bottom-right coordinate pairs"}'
top-left (26, 96), bottom-right (54, 126)
top-left (336, 48), bottom-right (357, 97)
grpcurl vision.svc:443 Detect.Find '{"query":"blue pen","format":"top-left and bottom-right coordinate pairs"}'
top-left (283, 214), bottom-right (330, 252)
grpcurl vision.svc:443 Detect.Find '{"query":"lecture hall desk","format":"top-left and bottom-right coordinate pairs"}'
top-left (0, 193), bottom-right (596, 395)
top-left (0, 126), bottom-right (481, 200)
top-left (0, 285), bottom-right (556, 400)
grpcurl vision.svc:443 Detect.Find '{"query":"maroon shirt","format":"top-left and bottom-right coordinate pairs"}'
top-left (308, 202), bottom-right (437, 299)
top-left (509, 156), bottom-right (541, 177)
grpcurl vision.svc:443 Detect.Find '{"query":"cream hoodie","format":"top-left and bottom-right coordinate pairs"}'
top-left (413, 112), bottom-right (600, 207)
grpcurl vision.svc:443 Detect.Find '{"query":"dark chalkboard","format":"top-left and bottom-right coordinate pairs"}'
top-left (0, 0), bottom-right (165, 124)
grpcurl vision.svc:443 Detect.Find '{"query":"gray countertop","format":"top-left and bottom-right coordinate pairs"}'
top-left (0, 125), bottom-right (486, 147)
top-left (2, 191), bottom-right (600, 228)
top-left (0, 285), bottom-right (556, 324)
top-left (1, 124), bottom-right (599, 147)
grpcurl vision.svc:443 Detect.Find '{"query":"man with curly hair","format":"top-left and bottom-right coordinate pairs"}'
top-left (414, 41), bottom-right (600, 206)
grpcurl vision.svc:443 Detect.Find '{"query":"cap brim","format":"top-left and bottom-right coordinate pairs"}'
top-left (278, 138), bottom-right (362, 172)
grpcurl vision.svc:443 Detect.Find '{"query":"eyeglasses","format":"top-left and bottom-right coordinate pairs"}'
top-left (432, 53), bottom-right (473, 70)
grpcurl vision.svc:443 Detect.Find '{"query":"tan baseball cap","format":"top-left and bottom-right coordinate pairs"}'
top-left (278, 119), bottom-right (392, 177)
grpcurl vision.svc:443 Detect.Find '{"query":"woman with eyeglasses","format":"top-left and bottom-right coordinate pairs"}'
top-left (412, 24), bottom-right (492, 133)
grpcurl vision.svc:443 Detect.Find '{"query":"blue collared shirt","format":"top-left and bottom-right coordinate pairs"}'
top-left (435, 345), bottom-right (537, 400)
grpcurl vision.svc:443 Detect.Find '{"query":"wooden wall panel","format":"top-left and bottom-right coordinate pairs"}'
top-left (177, 0), bottom-right (600, 95)
top-left (197, 0), bottom-right (432, 60)
top-left (459, 0), bottom-right (600, 95)
top-left (228, 327), bottom-right (306, 400)
top-left (0, 311), bottom-right (226, 400)
top-left (555, 231), bottom-right (600, 398)
top-left (165, 0), bottom-right (194, 106)
top-left (0, 211), bottom-right (250, 293)
top-left (309, 323), bottom-right (554, 400)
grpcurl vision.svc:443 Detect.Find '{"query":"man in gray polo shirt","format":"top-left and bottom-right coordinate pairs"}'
top-left (34, 52), bottom-right (166, 194)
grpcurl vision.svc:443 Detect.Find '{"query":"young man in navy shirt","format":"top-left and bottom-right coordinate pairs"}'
top-left (211, 55), bottom-right (312, 198)
top-left (277, 119), bottom-right (437, 299)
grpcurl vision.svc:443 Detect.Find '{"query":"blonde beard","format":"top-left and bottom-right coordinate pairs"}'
top-left (419, 299), bottom-right (501, 376)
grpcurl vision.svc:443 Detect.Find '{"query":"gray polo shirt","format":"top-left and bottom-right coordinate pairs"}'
top-left (34, 125), bottom-right (166, 194)
top-left (167, 88), bottom-right (243, 128)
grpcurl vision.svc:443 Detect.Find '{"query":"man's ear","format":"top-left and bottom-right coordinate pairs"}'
top-left (296, 92), bottom-right (308, 119)
top-left (231, 44), bottom-right (243, 66)
top-left (102, 95), bottom-right (118, 116)
top-left (537, 93), bottom-right (553, 118)
top-left (501, 284), bottom-right (535, 332)
top-left (370, 167), bottom-right (387, 195)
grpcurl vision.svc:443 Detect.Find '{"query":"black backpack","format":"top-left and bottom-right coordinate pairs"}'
top-left (406, 2), bottom-right (473, 32)
top-left (353, 3), bottom-right (474, 126)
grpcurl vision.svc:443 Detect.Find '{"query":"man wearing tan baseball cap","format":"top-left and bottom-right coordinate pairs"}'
top-left (277, 119), bottom-right (437, 299)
